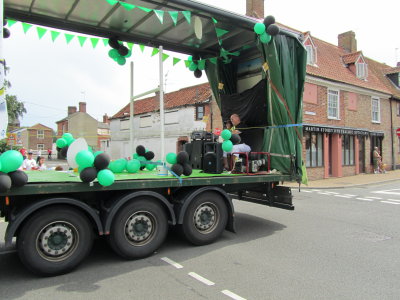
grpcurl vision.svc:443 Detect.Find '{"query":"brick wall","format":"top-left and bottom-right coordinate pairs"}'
top-left (28, 129), bottom-right (53, 151)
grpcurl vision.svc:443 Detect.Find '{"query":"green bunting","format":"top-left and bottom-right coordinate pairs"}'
top-left (138, 6), bottom-right (152, 13)
top-left (36, 27), bottom-right (47, 39)
top-left (139, 44), bottom-right (145, 52)
top-left (215, 28), bottom-right (229, 38)
top-left (184, 60), bottom-right (191, 68)
top-left (127, 42), bottom-right (134, 50)
top-left (64, 33), bottom-right (74, 44)
top-left (78, 36), bottom-right (87, 47)
top-left (50, 30), bottom-right (60, 42)
top-left (119, 2), bottom-right (135, 10)
top-left (6, 19), bottom-right (17, 27)
top-left (102, 39), bottom-right (109, 47)
top-left (90, 38), bottom-right (100, 48)
top-left (197, 60), bottom-right (206, 70)
top-left (209, 57), bottom-right (217, 65)
top-left (212, 17), bottom-right (218, 24)
top-left (105, 0), bottom-right (118, 5)
top-left (168, 11), bottom-right (179, 26)
top-left (162, 53), bottom-right (169, 62)
top-left (151, 48), bottom-right (159, 56)
top-left (173, 57), bottom-right (181, 66)
top-left (181, 11), bottom-right (191, 24)
top-left (21, 23), bottom-right (33, 33)
top-left (154, 10), bottom-right (165, 24)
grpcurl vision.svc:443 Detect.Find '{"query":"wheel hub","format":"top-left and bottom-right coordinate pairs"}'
top-left (194, 203), bottom-right (217, 233)
top-left (125, 212), bottom-right (155, 244)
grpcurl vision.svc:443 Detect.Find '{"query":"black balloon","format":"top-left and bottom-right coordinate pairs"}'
top-left (230, 134), bottom-right (241, 145)
top-left (266, 24), bottom-right (280, 36)
top-left (9, 170), bottom-right (28, 187)
top-left (182, 163), bottom-right (193, 176)
top-left (192, 54), bottom-right (200, 62)
top-left (263, 15), bottom-right (275, 27)
top-left (171, 164), bottom-right (183, 176)
top-left (3, 19), bottom-right (7, 26)
top-left (3, 28), bottom-right (10, 39)
top-left (144, 151), bottom-right (155, 161)
top-left (0, 173), bottom-right (12, 192)
top-left (118, 46), bottom-right (129, 56)
top-left (60, 146), bottom-right (69, 159)
top-left (194, 69), bottom-right (202, 78)
top-left (136, 145), bottom-right (146, 156)
top-left (108, 37), bottom-right (121, 49)
top-left (177, 151), bottom-right (189, 165)
top-left (80, 167), bottom-right (98, 183)
top-left (94, 153), bottom-right (110, 170)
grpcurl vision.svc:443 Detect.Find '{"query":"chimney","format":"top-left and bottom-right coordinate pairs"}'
top-left (103, 113), bottom-right (109, 124)
top-left (79, 102), bottom-right (86, 113)
top-left (68, 106), bottom-right (77, 115)
top-left (246, 0), bottom-right (264, 18)
top-left (338, 31), bottom-right (357, 53)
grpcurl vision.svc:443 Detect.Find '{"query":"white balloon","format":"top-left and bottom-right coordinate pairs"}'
top-left (67, 138), bottom-right (88, 168)
top-left (194, 16), bottom-right (203, 40)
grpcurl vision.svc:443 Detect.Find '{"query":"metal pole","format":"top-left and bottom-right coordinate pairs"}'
top-left (129, 61), bottom-right (134, 158)
top-left (0, 0), bottom-right (8, 140)
top-left (159, 46), bottom-right (165, 160)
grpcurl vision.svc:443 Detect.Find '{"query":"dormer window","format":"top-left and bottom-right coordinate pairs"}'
top-left (356, 56), bottom-right (368, 80)
top-left (304, 36), bottom-right (317, 65)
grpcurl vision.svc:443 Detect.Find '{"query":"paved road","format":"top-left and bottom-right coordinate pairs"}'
top-left (1, 182), bottom-right (399, 299)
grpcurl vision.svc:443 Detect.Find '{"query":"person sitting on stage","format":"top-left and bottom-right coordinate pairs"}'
top-left (223, 113), bottom-right (251, 170)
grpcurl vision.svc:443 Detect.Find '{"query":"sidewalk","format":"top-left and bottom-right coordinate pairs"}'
top-left (285, 169), bottom-right (400, 189)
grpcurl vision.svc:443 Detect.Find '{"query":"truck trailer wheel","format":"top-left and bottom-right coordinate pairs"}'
top-left (17, 206), bottom-right (94, 276)
top-left (108, 198), bottom-right (168, 259)
top-left (181, 192), bottom-right (228, 245)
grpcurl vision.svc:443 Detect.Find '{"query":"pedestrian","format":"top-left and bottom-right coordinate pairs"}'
top-left (19, 147), bottom-right (27, 160)
top-left (36, 149), bottom-right (42, 163)
top-left (37, 156), bottom-right (47, 171)
top-left (22, 151), bottom-right (37, 171)
top-left (373, 147), bottom-right (381, 174)
top-left (47, 148), bottom-right (52, 160)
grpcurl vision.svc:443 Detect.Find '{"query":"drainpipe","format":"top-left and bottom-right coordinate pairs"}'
top-left (390, 97), bottom-right (395, 170)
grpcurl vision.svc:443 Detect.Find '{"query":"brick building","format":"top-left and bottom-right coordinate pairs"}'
top-left (12, 123), bottom-right (53, 153)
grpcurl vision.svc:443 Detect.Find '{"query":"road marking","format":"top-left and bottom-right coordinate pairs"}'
top-left (381, 201), bottom-right (400, 205)
top-left (334, 195), bottom-right (353, 198)
top-left (356, 198), bottom-right (374, 201)
top-left (364, 197), bottom-right (382, 199)
top-left (387, 199), bottom-right (400, 202)
top-left (342, 194), bottom-right (356, 197)
top-left (221, 290), bottom-right (247, 300)
top-left (161, 257), bottom-right (183, 269)
top-left (324, 191), bottom-right (339, 194)
top-left (373, 189), bottom-right (400, 196)
top-left (188, 272), bottom-right (215, 286)
top-left (318, 192), bottom-right (334, 195)
top-left (301, 190), bottom-right (313, 193)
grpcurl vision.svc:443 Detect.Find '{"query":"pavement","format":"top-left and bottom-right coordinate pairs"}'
top-left (285, 169), bottom-right (400, 189)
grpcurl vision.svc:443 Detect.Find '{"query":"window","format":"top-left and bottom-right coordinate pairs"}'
top-left (37, 130), bottom-right (44, 139)
top-left (342, 135), bottom-right (354, 166)
top-left (165, 110), bottom-right (179, 125)
top-left (120, 119), bottom-right (130, 130)
top-left (356, 61), bottom-right (368, 79)
top-left (139, 116), bottom-right (152, 128)
top-left (372, 97), bottom-right (380, 123)
top-left (305, 132), bottom-right (323, 167)
top-left (306, 45), bottom-right (316, 65)
top-left (328, 89), bottom-right (339, 119)
top-left (37, 144), bottom-right (44, 151)
top-left (196, 105), bottom-right (205, 120)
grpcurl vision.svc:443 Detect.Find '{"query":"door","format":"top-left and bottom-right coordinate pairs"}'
top-left (358, 136), bottom-right (365, 173)
top-left (328, 134), bottom-right (332, 176)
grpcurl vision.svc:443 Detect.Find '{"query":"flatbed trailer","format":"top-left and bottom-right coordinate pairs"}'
top-left (1, 0), bottom-right (306, 275)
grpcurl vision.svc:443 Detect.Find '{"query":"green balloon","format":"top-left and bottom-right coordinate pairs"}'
top-left (221, 129), bottom-right (232, 141)
top-left (0, 160), bottom-right (2, 172)
top-left (75, 150), bottom-right (95, 168)
top-left (188, 55), bottom-right (193, 61)
top-left (94, 151), bottom-right (103, 157)
top-left (125, 50), bottom-right (132, 58)
top-left (222, 140), bottom-right (233, 152)
top-left (108, 49), bottom-right (119, 59)
top-left (189, 62), bottom-right (198, 71)
top-left (97, 169), bottom-right (115, 186)
top-left (56, 138), bottom-right (67, 148)
top-left (62, 133), bottom-right (74, 143)
top-left (133, 153), bottom-right (139, 159)
top-left (109, 159), bottom-right (127, 173)
top-left (126, 159), bottom-right (141, 173)
top-left (117, 56), bottom-right (126, 66)
top-left (254, 22), bottom-right (266, 35)
top-left (166, 152), bottom-right (177, 164)
top-left (0, 150), bottom-right (23, 173)
top-left (260, 32), bottom-right (272, 44)
top-left (146, 161), bottom-right (156, 171)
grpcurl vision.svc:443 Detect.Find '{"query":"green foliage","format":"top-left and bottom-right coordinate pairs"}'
top-left (6, 94), bottom-right (26, 124)
top-left (0, 140), bottom-right (21, 153)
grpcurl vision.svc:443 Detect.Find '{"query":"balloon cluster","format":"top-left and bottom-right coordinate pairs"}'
top-left (56, 133), bottom-right (75, 159)
top-left (0, 150), bottom-right (28, 192)
top-left (219, 129), bottom-right (241, 152)
top-left (108, 37), bottom-right (132, 66)
top-left (108, 145), bottom-right (157, 174)
top-left (3, 19), bottom-right (10, 39)
top-left (78, 150), bottom-right (115, 186)
top-left (188, 55), bottom-right (204, 79)
top-left (166, 151), bottom-right (192, 177)
top-left (253, 15), bottom-right (280, 44)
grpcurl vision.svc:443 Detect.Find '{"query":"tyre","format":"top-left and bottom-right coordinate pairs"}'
top-left (108, 198), bottom-right (168, 259)
top-left (181, 191), bottom-right (228, 245)
top-left (17, 206), bottom-right (94, 276)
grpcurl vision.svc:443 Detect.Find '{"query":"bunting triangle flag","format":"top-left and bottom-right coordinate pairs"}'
top-left (198, 59), bottom-right (206, 70)
top-left (78, 36), bottom-right (87, 47)
top-left (168, 11), bottom-right (179, 26)
top-left (162, 53), bottom-right (170, 62)
top-left (120, 2), bottom-right (135, 10)
top-left (212, 17), bottom-right (218, 24)
top-left (184, 60), bottom-right (191, 68)
top-left (139, 44), bottom-right (145, 52)
top-left (153, 10), bottom-right (164, 24)
top-left (209, 57), bottom-right (217, 65)
top-left (21, 23), bottom-right (33, 33)
top-left (36, 27), bottom-right (47, 39)
top-left (102, 39), bottom-right (109, 47)
top-left (127, 42), bottom-right (134, 50)
top-left (90, 38), bottom-right (100, 48)
top-left (138, 6), bottom-right (152, 13)
top-left (6, 19), bottom-right (17, 27)
top-left (50, 30), bottom-right (60, 42)
top-left (105, 0), bottom-right (118, 5)
top-left (181, 11), bottom-right (191, 24)
top-left (172, 57), bottom-right (181, 66)
top-left (151, 48), bottom-right (160, 56)
top-left (65, 33), bottom-right (75, 44)
top-left (215, 28), bottom-right (229, 38)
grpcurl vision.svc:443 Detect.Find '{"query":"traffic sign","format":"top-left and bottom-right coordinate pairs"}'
top-left (396, 128), bottom-right (400, 137)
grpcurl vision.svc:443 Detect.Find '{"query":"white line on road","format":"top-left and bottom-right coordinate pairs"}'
top-left (334, 195), bottom-right (354, 198)
top-left (161, 257), bottom-right (183, 269)
top-left (342, 194), bottom-right (357, 197)
top-left (381, 201), bottom-right (400, 205)
top-left (221, 290), bottom-right (247, 300)
top-left (188, 272), bottom-right (215, 286)
top-left (318, 192), bottom-right (334, 195)
top-left (324, 192), bottom-right (339, 194)
top-left (301, 190), bottom-right (313, 193)
top-left (387, 199), bottom-right (400, 202)
top-left (364, 197), bottom-right (382, 199)
top-left (356, 198), bottom-right (374, 201)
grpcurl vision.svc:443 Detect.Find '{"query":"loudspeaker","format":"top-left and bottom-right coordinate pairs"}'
top-left (203, 142), bottom-right (223, 174)
top-left (185, 140), bottom-right (203, 169)
top-left (191, 131), bottom-right (217, 142)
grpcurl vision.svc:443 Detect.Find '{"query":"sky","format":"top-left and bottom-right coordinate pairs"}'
top-left (3, 0), bottom-right (400, 130)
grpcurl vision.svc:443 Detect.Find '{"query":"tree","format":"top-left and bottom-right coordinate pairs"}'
top-left (6, 94), bottom-right (26, 123)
